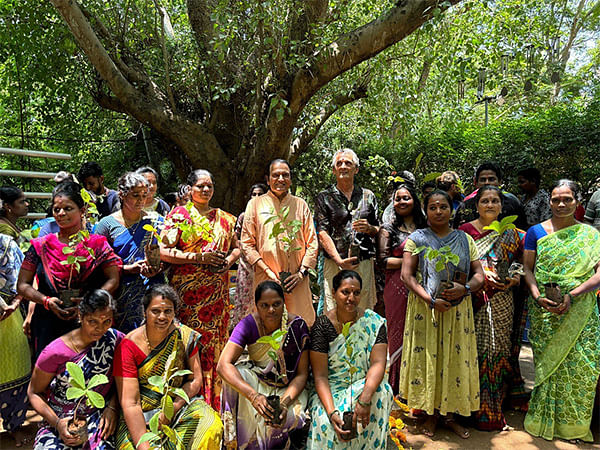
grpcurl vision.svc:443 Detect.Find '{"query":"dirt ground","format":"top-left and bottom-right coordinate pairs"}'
top-left (1, 345), bottom-right (599, 449)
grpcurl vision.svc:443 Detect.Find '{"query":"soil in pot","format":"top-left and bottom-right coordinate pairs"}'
top-left (59, 289), bottom-right (80, 309)
top-left (67, 417), bottom-right (88, 445)
top-left (342, 411), bottom-right (357, 440)
top-left (495, 260), bottom-right (510, 282)
top-left (434, 280), bottom-right (454, 302)
top-left (266, 395), bottom-right (283, 426)
top-left (144, 243), bottom-right (161, 272)
top-left (544, 283), bottom-right (563, 304)
top-left (279, 271), bottom-right (292, 293)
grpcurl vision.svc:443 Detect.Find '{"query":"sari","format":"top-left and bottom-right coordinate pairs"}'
top-left (221, 314), bottom-right (310, 449)
top-left (459, 223), bottom-right (524, 430)
top-left (307, 310), bottom-right (393, 449)
top-left (524, 224), bottom-right (600, 442)
top-left (230, 213), bottom-right (255, 329)
top-left (399, 229), bottom-right (480, 416)
top-left (34, 328), bottom-right (123, 450)
top-left (21, 233), bottom-right (122, 358)
top-left (377, 222), bottom-right (411, 395)
top-left (0, 234), bottom-right (31, 433)
top-left (166, 204), bottom-right (236, 410)
top-left (94, 216), bottom-right (165, 332)
top-left (115, 324), bottom-right (223, 449)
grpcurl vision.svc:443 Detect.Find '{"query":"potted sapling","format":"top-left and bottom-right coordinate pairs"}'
top-left (80, 188), bottom-right (100, 226)
top-left (142, 213), bottom-right (163, 272)
top-left (256, 328), bottom-right (287, 425)
top-left (340, 322), bottom-right (359, 440)
top-left (60, 231), bottom-right (95, 308)
top-left (482, 215), bottom-right (517, 281)
top-left (137, 353), bottom-right (192, 449)
top-left (412, 245), bottom-right (461, 305)
top-left (265, 206), bottom-right (302, 292)
top-left (65, 361), bottom-right (109, 445)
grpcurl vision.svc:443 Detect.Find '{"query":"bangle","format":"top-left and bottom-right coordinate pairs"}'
top-left (54, 416), bottom-right (60, 429)
top-left (249, 392), bottom-right (259, 404)
top-left (43, 296), bottom-right (51, 310)
top-left (357, 397), bottom-right (371, 407)
top-left (429, 297), bottom-right (435, 309)
top-left (567, 293), bottom-right (574, 302)
top-left (107, 404), bottom-right (117, 413)
top-left (280, 397), bottom-right (291, 409)
top-left (328, 409), bottom-right (340, 421)
top-left (534, 295), bottom-right (542, 305)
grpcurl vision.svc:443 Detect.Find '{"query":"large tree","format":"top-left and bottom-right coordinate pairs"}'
top-left (48, 0), bottom-right (461, 212)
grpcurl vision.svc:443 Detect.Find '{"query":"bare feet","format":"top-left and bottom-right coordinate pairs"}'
top-left (443, 418), bottom-right (470, 439)
top-left (11, 429), bottom-right (25, 447)
top-left (419, 414), bottom-right (438, 437)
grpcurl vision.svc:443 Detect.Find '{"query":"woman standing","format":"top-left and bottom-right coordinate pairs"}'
top-left (28, 290), bottom-right (122, 449)
top-left (376, 183), bottom-right (426, 395)
top-left (161, 169), bottom-right (240, 410)
top-left (230, 183), bottom-right (268, 329)
top-left (399, 190), bottom-right (484, 439)
top-left (135, 167), bottom-right (170, 217)
top-left (523, 179), bottom-right (600, 442)
top-left (94, 173), bottom-right (165, 332)
top-left (0, 234), bottom-right (31, 447)
top-left (308, 270), bottom-right (392, 449)
top-left (218, 281), bottom-right (310, 449)
top-left (17, 181), bottom-right (121, 357)
top-left (0, 186), bottom-right (29, 243)
top-left (458, 186), bottom-right (523, 430)
top-left (114, 285), bottom-right (223, 449)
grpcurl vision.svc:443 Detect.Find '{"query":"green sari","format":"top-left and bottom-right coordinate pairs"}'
top-left (524, 224), bottom-right (600, 442)
top-left (116, 324), bottom-right (223, 449)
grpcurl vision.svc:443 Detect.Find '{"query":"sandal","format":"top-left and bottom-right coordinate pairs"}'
top-left (443, 418), bottom-right (470, 439)
top-left (419, 414), bottom-right (438, 437)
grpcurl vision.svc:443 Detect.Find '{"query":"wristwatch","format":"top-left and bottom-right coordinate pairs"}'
top-left (299, 267), bottom-right (309, 278)
top-left (464, 283), bottom-right (471, 296)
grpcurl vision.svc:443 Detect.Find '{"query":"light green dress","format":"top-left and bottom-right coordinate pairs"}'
top-left (399, 232), bottom-right (480, 416)
top-left (524, 224), bottom-right (600, 442)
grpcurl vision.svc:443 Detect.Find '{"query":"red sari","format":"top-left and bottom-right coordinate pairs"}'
top-left (166, 204), bottom-right (236, 410)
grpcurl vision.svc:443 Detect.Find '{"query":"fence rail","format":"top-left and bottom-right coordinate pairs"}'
top-left (0, 147), bottom-right (71, 160)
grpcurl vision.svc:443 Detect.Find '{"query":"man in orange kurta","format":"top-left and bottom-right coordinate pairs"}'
top-left (240, 160), bottom-right (318, 325)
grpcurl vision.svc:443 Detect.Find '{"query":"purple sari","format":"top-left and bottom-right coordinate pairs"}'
top-left (222, 314), bottom-right (310, 449)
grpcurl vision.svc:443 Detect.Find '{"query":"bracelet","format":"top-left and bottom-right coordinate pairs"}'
top-left (249, 392), bottom-right (259, 404)
top-left (429, 297), bottom-right (435, 309)
top-left (106, 404), bottom-right (117, 412)
top-left (54, 416), bottom-right (60, 429)
top-left (328, 409), bottom-right (340, 421)
top-left (567, 293), bottom-right (574, 302)
top-left (534, 295), bottom-right (542, 306)
top-left (280, 397), bottom-right (291, 409)
top-left (357, 397), bottom-right (371, 407)
top-left (43, 296), bottom-right (51, 310)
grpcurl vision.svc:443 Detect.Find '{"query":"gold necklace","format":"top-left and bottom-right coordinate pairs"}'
top-left (143, 325), bottom-right (154, 350)
top-left (70, 332), bottom-right (81, 353)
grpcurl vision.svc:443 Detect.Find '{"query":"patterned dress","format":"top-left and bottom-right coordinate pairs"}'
top-left (166, 204), bottom-right (236, 410)
top-left (307, 310), bottom-right (392, 449)
top-left (524, 224), bottom-right (600, 442)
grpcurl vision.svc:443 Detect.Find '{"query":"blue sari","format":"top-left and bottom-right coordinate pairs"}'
top-left (94, 216), bottom-right (165, 332)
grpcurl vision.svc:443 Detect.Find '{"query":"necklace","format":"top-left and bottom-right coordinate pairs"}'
top-left (70, 332), bottom-right (81, 353)
top-left (143, 325), bottom-right (154, 350)
top-left (121, 210), bottom-right (142, 228)
top-left (333, 309), bottom-right (358, 334)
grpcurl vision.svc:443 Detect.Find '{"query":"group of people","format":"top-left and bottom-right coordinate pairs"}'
top-left (0, 150), bottom-right (598, 449)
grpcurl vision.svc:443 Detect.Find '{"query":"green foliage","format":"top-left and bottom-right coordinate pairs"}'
top-left (59, 230), bottom-right (95, 289)
top-left (136, 353), bottom-right (192, 450)
top-left (265, 206), bottom-right (303, 253)
top-left (163, 202), bottom-right (213, 245)
top-left (256, 328), bottom-right (286, 363)
top-left (65, 361), bottom-right (109, 422)
top-left (413, 245), bottom-right (460, 276)
top-left (341, 322), bottom-right (360, 405)
top-left (483, 215), bottom-right (517, 234)
top-left (80, 188), bottom-right (99, 224)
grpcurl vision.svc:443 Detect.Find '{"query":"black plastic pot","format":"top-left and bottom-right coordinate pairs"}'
top-left (67, 417), bottom-right (88, 446)
top-left (59, 289), bottom-right (80, 309)
top-left (495, 260), bottom-right (510, 282)
top-left (342, 410), bottom-right (357, 440)
top-left (208, 250), bottom-right (227, 273)
top-left (267, 395), bottom-right (283, 426)
top-left (279, 271), bottom-right (292, 293)
top-left (544, 282), bottom-right (563, 304)
top-left (145, 243), bottom-right (161, 272)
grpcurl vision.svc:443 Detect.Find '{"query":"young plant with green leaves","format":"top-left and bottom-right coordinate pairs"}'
top-left (136, 353), bottom-right (192, 450)
top-left (65, 361), bottom-right (109, 425)
top-left (265, 206), bottom-right (302, 254)
top-left (164, 202), bottom-right (213, 245)
top-left (340, 322), bottom-right (359, 438)
top-left (80, 188), bottom-right (99, 225)
top-left (482, 215), bottom-right (517, 235)
top-left (256, 328), bottom-right (286, 375)
top-left (60, 230), bottom-right (96, 290)
top-left (412, 245), bottom-right (460, 279)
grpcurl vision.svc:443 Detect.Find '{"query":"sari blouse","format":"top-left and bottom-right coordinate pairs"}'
top-left (22, 233), bottom-right (122, 296)
top-left (229, 314), bottom-right (310, 387)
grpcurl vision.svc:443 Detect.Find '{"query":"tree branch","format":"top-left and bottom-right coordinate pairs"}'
top-left (288, 85), bottom-right (368, 160)
top-left (290, 0), bottom-right (462, 112)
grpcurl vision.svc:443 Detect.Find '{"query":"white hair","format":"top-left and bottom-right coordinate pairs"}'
top-left (117, 172), bottom-right (150, 195)
top-left (332, 148), bottom-right (360, 169)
